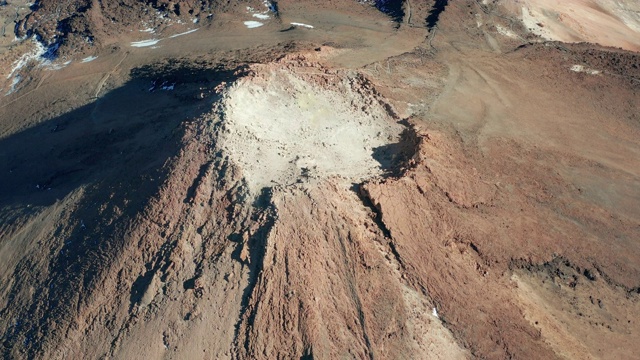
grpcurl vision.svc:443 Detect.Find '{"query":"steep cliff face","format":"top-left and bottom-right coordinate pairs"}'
top-left (1, 0), bottom-right (639, 359)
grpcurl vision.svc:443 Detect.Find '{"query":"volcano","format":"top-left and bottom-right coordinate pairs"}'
top-left (1, 1), bottom-right (639, 359)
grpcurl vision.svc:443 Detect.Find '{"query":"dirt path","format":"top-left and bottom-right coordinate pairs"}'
top-left (93, 52), bottom-right (129, 99)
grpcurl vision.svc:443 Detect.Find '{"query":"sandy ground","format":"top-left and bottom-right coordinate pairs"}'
top-left (0, 0), bottom-right (639, 359)
top-left (511, 0), bottom-right (640, 51)
top-left (0, 0), bottom-right (31, 52)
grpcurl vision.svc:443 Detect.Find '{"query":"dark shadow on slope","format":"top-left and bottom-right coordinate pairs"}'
top-left (268, 0), bottom-right (279, 16)
top-left (374, 0), bottom-right (405, 23)
top-left (426, 0), bottom-right (449, 29)
top-left (129, 269), bottom-right (156, 306)
top-left (229, 203), bottom-right (277, 355)
top-left (300, 351), bottom-right (314, 360)
top-left (371, 123), bottom-right (421, 177)
top-left (0, 60), bottom-right (247, 358)
top-left (352, 183), bottom-right (392, 239)
top-left (372, 141), bottom-right (407, 174)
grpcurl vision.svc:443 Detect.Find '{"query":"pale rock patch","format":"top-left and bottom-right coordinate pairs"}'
top-left (218, 63), bottom-right (402, 194)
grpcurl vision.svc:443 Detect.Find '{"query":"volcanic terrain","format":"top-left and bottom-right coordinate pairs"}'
top-left (0, 0), bottom-right (639, 359)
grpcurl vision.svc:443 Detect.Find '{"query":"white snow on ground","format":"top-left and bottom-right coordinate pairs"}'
top-left (46, 60), bottom-right (72, 71)
top-left (81, 56), bottom-right (98, 63)
top-left (570, 65), bottom-right (601, 75)
top-left (5, 75), bottom-right (21, 96)
top-left (5, 40), bottom-right (47, 96)
top-left (432, 307), bottom-right (439, 318)
top-left (149, 80), bottom-right (176, 92)
top-left (6, 40), bottom-right (46, 79)
top-left (291, 22), bottom-right (314, 29)
top-left (244, 21), bottom-right (264, 29)
top-left (130, 39), bottom-right (161, 47)
top-left (169, 29), bottom-right (198, 38)
top-left (131, 28), bottom-right (198, 47)
top-left (247, 5), bottom-right (271, 20)
top-left (140, 28), bottom-right (155, 33)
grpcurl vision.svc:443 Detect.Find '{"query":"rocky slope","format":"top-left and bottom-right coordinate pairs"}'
top-left (14, 0), bottom-right (239, 52)
top-left (1, 0), bottom-right (639, 359)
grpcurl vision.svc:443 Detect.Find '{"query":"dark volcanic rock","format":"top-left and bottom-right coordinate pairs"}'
top-left (14, 0), bottom-right (227, 56)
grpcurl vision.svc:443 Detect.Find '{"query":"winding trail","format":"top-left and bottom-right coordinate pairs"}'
top-left (93, 51), bottom-right (129, 99)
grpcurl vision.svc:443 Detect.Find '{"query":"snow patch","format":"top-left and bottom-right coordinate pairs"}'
top-left (169, 29), bottom-right (198, 38)
top-left (291, 22), bottom-right (314, 29)
top-left (149, 80), bottom-right (176, 92)
top-left (247, 5), bottom-right (271, 20)
top-left (131, 39), bottom-right (161, 47)
top-left (81, 56), bottom-right (98, 63)
top-left (5, 75), bottom-right (21, 96)
top-left (6, 40), bottom-right (46, 79)
top-left (432, 307), bottom-right (439, 318)
top-left (244, 21), bottom-right (264, 29)
top-left (570, 65), bottom-right (601, 75)
top-left (46, 60), bottom-right (72, 71)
